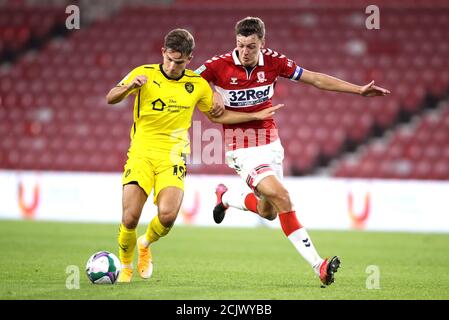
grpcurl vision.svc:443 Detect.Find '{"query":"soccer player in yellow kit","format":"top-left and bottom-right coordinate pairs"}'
top-left (106, 29), bottom-right (282, 282)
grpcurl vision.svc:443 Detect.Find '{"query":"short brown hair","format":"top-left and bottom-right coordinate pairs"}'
top-left (164, 28), bottom-right (195, 57)
top-left (235, 17), bottom-right (265, 40)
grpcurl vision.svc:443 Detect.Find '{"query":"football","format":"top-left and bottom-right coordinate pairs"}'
top-left (86, 251), bottom-right (121, 284)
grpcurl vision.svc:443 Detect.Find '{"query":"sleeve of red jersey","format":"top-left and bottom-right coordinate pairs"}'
top-left (276, 54), bottom-right (303, 82)
top-left (194, 59), bottom-right (217, 83)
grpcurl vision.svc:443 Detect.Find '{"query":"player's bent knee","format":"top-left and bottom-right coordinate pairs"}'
top-left (259, 207), bottom-right (277, 221)
top-left (158, 209), bottom-right (178, 228)
top-left (266, 189), bottom-right (292, 211)
top-left (121, 204), bottom-right (142, 229)
top-left (265, 212), bottom-right (278, 221)
top-left (121, 215), bottom-right (139, 229)
top-left (261, 212), bottom-right (277, 221)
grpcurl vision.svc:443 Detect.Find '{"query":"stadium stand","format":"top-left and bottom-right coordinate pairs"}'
top-left (333, 101), bottom-right (449, 180)
top-left (0, 2), bottom-right (67, 63)
top-left (1, 0), bottom-right (448, 179)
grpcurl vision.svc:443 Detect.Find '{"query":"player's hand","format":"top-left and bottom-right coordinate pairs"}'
top-left (254, 104), bottom-right (285, 120)
top-left (360, 80), bottom-right (390, 97)
top-left (127, 75), bottom-right (148, 90)
top-left (210, 91), bottom-right (225, 117)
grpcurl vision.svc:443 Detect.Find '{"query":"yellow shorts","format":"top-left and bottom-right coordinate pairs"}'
top-left (122, 150), bottom-right (187, 204)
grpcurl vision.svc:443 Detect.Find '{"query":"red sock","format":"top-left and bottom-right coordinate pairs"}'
top-left (278, 211), bottom-right (303, 236)
top-left (244, 193), bottom-right (259, 213)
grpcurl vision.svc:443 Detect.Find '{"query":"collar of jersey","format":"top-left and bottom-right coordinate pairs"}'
top-left (159, 64), bottom-right (185, 81)
top-left (232, 49), bottom-right (264, 67)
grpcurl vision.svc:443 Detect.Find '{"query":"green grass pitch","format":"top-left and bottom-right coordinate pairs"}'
top-left (1, 219), bottom-right (448, 300)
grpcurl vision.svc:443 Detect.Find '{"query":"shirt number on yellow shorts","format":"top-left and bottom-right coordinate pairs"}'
top-left (172, 165), bottom-right (186, 181)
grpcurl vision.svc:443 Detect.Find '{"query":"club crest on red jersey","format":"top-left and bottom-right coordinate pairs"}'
top-left (256, 71), bottom-right (267, 83)
top-left (230, 77), bottom-right (238, 85)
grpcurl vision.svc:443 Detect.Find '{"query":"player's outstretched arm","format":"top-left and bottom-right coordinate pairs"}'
top-left (299, 69), bottom-right (390, 97)
top-left (205, 104), bottom-right (284, 124)
top-left (106, 75), bottom-right (147, 104)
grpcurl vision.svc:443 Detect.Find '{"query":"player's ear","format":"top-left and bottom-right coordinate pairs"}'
top-left (260, 39), bottom-right (265, 48)
top-left (161, 47), bottom-right (166, 56)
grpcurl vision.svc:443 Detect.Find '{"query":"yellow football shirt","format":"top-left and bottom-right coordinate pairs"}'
top-left (118, 64), bottom-right (213, 155)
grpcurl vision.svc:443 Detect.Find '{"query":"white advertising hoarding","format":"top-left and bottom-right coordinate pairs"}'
top-left (1, 170), bottom-right (449, 233)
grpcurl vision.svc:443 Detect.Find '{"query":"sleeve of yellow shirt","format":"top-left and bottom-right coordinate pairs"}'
top-left (196, 78), bottom-right (213, 113)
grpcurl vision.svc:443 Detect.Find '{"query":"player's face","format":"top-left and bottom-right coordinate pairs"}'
top-left (161, 48), bottom-right (192, 78)
top-left (236, 34), bottom-right (264, 67)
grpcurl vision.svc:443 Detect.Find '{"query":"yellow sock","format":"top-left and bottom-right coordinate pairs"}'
top-left (118, 224), bottom-right (136, 267)
top-left (145, 215), bottom-right (171, 244)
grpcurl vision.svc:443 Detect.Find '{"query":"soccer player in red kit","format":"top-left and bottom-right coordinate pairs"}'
top-left (195, 17), bottom-right (390, 286)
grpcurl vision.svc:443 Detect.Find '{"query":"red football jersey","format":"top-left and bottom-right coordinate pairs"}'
top-left (196, 48), bottom-right (303, 150)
